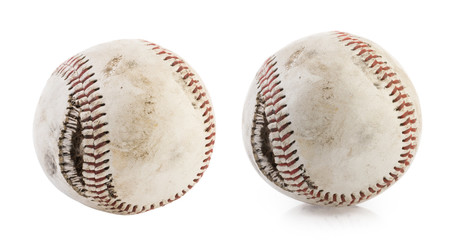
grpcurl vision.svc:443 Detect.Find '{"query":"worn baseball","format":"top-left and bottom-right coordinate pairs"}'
top-left (34, 40), bottom-right (215, 214)
top-left (242, 31), bottom-right (421, 206)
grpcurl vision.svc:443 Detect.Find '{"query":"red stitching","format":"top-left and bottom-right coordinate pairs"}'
top-left (254, 56), bottom-right (315, 195)
top-left (400, 118), bottom-right (416, 126)
top-left (325, 31), bottom-right (420, 205)
top-left (81, 113), bottom-right (106, 123)
top-left (268, 113), bottom-right (289, 123)
top-left (381, 72), bottom-right (397, 81)
top-left (277, 158), bottom-right (299, 167)
top-left (205, 132), bottom-right (216, 140)
top-left (82, 123), bottom-right (106, 131)
top-left (271, 131), bottom-right (293, 142)
top-left (386, 79), bottom-right (401, 88)
top-left (364, 54), bottom-right (380, 62)
top-left (205, 116), bottom-right (215, 124)
top-left (273, 140), bottom-right (295, 151)
top-left (202, 106), bottom-right (212, 117)
top-left (68, 65), bottom-right (91, 85)
top-left (402, 127), bottom-right (417, 134)
top-left (84, 160), bottom-right (109, 167)
top-left (164, 56), bottom-right (178, 60)
top-left (396, 101), bottom-right (412, 111)
top-left (259, 72), bottom-right (279, 92)
top-left (140, 40), bottom-right (215, 214)
top-left (84, 176), bottom-right (110, 183)
top-left (402, 135), bottom-right (416, 142)
top-left (56, 54), bottom-right (120, 213)
top-left (398, 109), bottom-right (415, 119)
top-left (85, 150), bottom-right (110, 159)
top-left (84, 140), bottom-right (110, 150)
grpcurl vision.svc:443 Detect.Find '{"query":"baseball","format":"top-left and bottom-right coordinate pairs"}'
top-left (33, 40), bottom-right (215, 214)
top-left (242, 31), bottom-right (421, 206)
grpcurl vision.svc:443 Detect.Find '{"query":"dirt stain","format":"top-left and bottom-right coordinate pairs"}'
top-left (44, 152), bottom-right (56, 176)
top-left (103, 55), bottom-right (123, 77)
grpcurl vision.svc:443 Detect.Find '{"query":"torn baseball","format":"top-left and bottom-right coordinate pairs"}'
top-left (34, 40), bottom-right (215, 214)
top-left (242, 31), bottom-right (421, 206)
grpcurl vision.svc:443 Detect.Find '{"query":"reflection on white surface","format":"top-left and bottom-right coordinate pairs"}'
top-left (283, 203), bottom-right (379, 226)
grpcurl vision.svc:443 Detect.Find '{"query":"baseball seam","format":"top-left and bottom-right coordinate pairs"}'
top-left (144, 41), bottom-right (216, 209)
top-left (335, 31), bottom-right (418, 184)
top-left (56, 54), bottom-right (117, 211)
top-left (55, 42), bottom-right (215, 214)
top-left (252, 56), bottom-right (315, 193)
top-left (251, 32), bottom-right (418, 206)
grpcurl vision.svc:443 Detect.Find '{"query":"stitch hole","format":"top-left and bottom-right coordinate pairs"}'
top-left (69, 115), bottom-right (83, 178)
top-left (59, 97), bottom-right (86, 194)
top-left (251, 94), bottom-right (286, 186)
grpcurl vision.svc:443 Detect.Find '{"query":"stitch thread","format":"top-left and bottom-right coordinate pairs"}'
top-left (336, 31), bottom-right (418, 178)
top-left (144, 41), bottom-right (216, 212)
top-left (251, 57), bottom-right (314, 193)
top-left (56, 54), bottom-right (116, 210)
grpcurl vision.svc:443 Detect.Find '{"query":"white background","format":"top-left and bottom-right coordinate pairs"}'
top-left (1, 0), bottom-right (455, 239)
